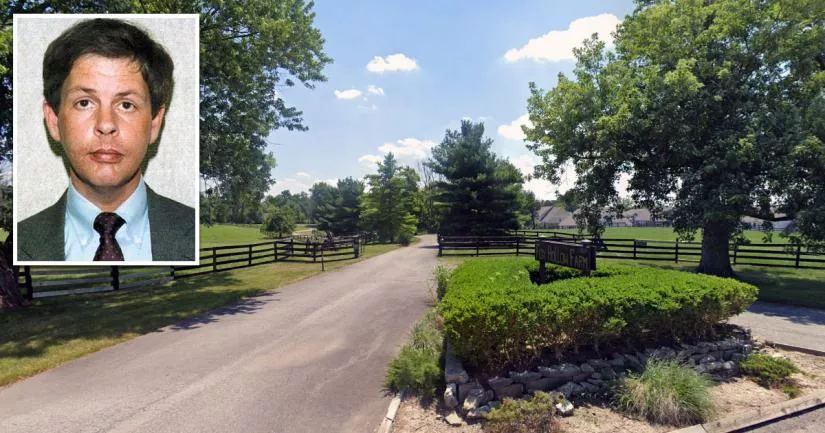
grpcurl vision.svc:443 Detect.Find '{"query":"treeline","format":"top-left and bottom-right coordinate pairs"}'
top-left (200, 120), bottom-right (541, 242)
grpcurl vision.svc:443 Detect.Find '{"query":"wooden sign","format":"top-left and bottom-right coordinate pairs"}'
top-left (535, 240), bottom-right (596, 278)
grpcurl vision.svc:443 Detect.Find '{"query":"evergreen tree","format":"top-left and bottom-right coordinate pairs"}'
top-left (361, 153), bottom-right (420, 244)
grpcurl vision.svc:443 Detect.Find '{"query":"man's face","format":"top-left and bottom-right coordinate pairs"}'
top-left (43, 54), bottom-right (165, 193)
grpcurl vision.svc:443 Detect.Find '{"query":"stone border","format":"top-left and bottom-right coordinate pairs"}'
top-left (377, 389), bottom-right (405, 433)
top-left (668, 389), bottom-right (825, 433)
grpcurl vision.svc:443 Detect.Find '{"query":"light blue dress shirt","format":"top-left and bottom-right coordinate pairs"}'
top-left (64, 178), bottom-right (153, 261)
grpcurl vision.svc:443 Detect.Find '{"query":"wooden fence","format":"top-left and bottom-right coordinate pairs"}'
top-left (15, 235), bottom-right (365, 300)
top-left (438, 235), bottom-right (825, 270)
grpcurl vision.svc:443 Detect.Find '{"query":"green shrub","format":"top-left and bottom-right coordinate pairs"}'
top-left (439, 258), bottom-right (758, 371)
top-left (434, 265), bottom-right (452, 300)
top-left (617, 360), bottom-right (715, 426)
top-left (484, 391), bottom-right (559, 433)
top-left (740, 354), bottom-right (801, 388)
top-left (384, 310), bottom-right (444, 397)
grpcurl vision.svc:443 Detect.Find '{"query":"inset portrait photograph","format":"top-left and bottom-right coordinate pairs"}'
top-left (13, 14), bottom-right (199, 265)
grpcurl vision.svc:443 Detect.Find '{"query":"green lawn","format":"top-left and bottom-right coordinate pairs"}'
top-left (0, 242), bottom-right (402, 387)
top-left (199, 224), bottom-right (269, 248)
top-left (541, 227), bottom-right (780, 243)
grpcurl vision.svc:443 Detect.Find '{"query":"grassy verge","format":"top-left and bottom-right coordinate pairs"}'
top-left (200, 224), bottom-right (268, 247)
top-left (385, 308), bottom-right (444, 398)
top-left (0, 242), bottom-right (401, 387)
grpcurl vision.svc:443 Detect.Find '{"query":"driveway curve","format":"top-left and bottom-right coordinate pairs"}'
top-left (0, 235), bottom-right (439, 433)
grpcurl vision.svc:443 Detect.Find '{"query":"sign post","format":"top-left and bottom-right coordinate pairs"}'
top-left (535, 239), bottom-right (596, 283)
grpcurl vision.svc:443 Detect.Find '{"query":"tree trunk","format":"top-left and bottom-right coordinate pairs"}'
top-left (0, 230), bottom-right (27, 310)
top-left (697, 220), bottom-right (735, 277)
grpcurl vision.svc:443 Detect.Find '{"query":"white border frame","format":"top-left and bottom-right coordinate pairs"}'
top-left (13, 13), bottom-right (201, 266)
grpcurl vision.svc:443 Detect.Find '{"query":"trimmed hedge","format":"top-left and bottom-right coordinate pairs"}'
top-left (439, 258), bottom-right (758, 372)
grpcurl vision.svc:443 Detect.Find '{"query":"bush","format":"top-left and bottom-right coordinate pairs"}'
top-left (617, 360), bottom-right (715, 426)
top-left (739, 354), bottom-right (800, 388)
top-left (439, 258), bottom-right (758, 371)
top-left (433, 265), bottom-right (452, 300)
top-left (384, 310), bottom-right (444, 397)
top-left (484, 391), bottom-right (559, 433)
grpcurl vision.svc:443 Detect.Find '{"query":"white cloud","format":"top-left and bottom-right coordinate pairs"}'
top-left (269, 178), bottom-right (312, 196)
top-left (510, 155), bottom-right (577, 200)
top-left (334, 88), bottom-right (362, 100)
top-left (296, 172), bottom-right (311, 178)
top-left (367, 53), bottom-right (419, 73)
top-left (378, 138), bottom-right (436, 159)
top-left (504, 14), bottom-right (620, 63)
top-left (498, 114), bottom-right (534, 141)
top-left (358, 154), bottom-right (383, 167)
top-left (367, 85), bottom-right (385, 96)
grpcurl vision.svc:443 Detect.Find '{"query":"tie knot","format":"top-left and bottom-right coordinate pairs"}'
top-left (94, 212), bottom-right (126, 236)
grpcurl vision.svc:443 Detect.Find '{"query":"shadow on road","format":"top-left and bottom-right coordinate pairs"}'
top-left (745, 302), bottom-right (825, 327)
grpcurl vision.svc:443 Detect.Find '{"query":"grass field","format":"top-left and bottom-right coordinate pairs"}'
top-left (199, 224), bottom-right (322, 248)
top-left (0, 242), bottom-right (402, 387)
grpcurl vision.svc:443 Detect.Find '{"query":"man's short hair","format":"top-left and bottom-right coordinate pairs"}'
top-left (43, 18), bottom-right (174, 116)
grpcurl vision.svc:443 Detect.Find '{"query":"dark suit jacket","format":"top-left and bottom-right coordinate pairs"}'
top-left (17, 185), bottom-right (196, 262)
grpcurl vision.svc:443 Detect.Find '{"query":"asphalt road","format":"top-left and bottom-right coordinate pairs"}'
top-left (0, 236), bottom-right (439, 433)
top-left (730, 302), bottom-right (825, 354)
top-left (741, 406), bottom-right (825, 433)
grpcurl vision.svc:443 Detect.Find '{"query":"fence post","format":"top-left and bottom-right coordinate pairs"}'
top-left (438, 235), bottom-right (443, 256)
top-left (476, 237), bottom-right (480, 256)
top-left (111, 266), bottom-right (120, 291)
top-left (313, 242), bottom-right (318, 262)
top-left (516, 236), bottom-right (520, 256)
top-left (273, 241), bottom-right (278, 262)
top-left (248, 245), bottom-right (253, 266)
top-left (733, 243), bottom-right (738, 265)
top-left (212, 247), bottom-right (218, 272)
top-left (675, 240), bottom-right (679, 263)
top-left (633, 240), bottom-right (637, 259)
top-left (170, 267), bottom-right (176, 279)
top-left (24, 266), bottom-right (32, 299)
top-left (795, 244), bottom-right (802, 268)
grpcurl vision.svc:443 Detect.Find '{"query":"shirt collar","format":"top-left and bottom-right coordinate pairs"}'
top-left (66, 177), bottom-right (148, 241)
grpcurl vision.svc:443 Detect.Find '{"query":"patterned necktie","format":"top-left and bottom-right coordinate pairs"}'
top-left (93, 212), bottom-right (126, 261)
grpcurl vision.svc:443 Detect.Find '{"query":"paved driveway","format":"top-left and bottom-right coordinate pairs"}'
top-left (0, 235), bottom-right (439, 433)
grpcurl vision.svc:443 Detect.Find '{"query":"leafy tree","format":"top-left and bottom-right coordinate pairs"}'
top-left (525, 0), bottom-right (825, 276)
top-left (260, 205), bottom-right (296, 238)
top-left (415, 160), bottom-right (441, 233)
top-left (361, 153), bottom-right (420, 244)
top-left (333, 177), bottom-right (364, 235)
top-left (310, 181), bottom-right (339, 232)
top-left (266, 190), bottom-right (312, 224)
top-left (427, 120), bottom-right (525, 236)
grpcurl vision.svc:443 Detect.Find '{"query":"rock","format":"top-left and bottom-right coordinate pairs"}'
top-left (680, 343), bottom-right (698, 355)
top-left (445, 411), bottom-right (464, 426)
top-left (458, 381), bottom-right (483, 403)
top-left (468, 404), bottom-right (492, 419)
top-left (650, 346), bottom-right (677, 360)
top-left (588, 359), bottom-right (611, 369)
top-left (580, 363), bottom-right (595, 375)
top-left (489, 400), bottom-right (502, 409)
top-left (555, 399), bottom-right (575, 416)
top-left (444, 345), bottom-right (469, 384)
top-left (722, 361), bottom-right (736, 372)
top-left (509, 370), bottom-right (542, 384)
top-left (580, 381), bottom-right (600, 393)
top-left (624, 354), bottom-right (644, 372)
top-left (557, 382), bottom-right (584, 398)
top-left (495, 383), bottom-right (524, 399)
top-left (742, 344), bottom-right (753, 354)
top-left (699, 355), bottom-right (716, 364)
top-left (697, 342), bottom-right (717, 353)
top-left (608, 354), bottom-right (626, 369)
top-left (705, 362), bottom-right (723, 373)
top-left (591, 372), bottom-right (603, 380)
top-left (463, 388), bottom-right (489, 412)
top-left (587, 378), bottom-right (604, 386)
top-left (723, 350), bottom-right (737, 360)
top-left (694, 364), bottom-right (708, 375)
top-left (731, 353), bottom-right (745, 362)
top-left (444, 383), bottom-right (459, 409)
top-left (718, 339), bottom-right (737, 351)
top-left (540, 363), bottom-right (580, 379)
top-left (599, 367), bottom-right (617, 381)
top-left (526, 377), bottom-right (564, 393)
top-left (636, 351), bottom-right (649, 365)
top-left (709, 351), bottom-right (725, 361)
top-left (488, 376), bottom-right (514, 393)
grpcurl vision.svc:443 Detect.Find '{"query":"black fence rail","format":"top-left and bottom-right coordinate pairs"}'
top-left (15, 235), bottom-right (365, 299)
top-left (438, 235), bottom-right (825, 270)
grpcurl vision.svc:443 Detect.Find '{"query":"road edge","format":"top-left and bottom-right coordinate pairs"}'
top-left (376, 390), bottom-right (405, 433)
top-left (669, 389), bottom-right (825, 433)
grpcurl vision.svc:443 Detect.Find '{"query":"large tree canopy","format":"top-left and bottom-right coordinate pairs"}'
top-left (360, 153), bottom-right (420, 244)
top-left (525, 0), bottom-right (825, 276)
top-left (427, 120), bottom-right (526, 236)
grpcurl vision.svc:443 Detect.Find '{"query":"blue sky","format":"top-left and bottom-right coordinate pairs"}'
top-left (268, 0), bottom-right (636, 199)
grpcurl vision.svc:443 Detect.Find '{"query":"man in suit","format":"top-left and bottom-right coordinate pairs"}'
top-left (17, 18), bottom-right (195, 262)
